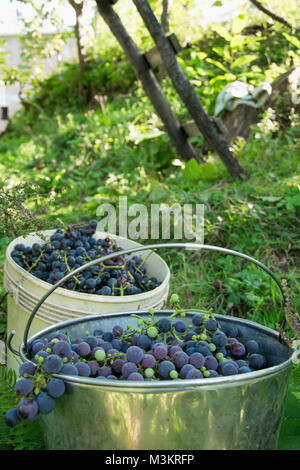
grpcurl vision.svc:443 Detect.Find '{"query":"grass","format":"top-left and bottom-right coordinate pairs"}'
top-left (0, 76), bottom-right (299, 449)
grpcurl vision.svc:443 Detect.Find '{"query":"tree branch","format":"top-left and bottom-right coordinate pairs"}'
top-left (248, 0), bottom-right (298, 32)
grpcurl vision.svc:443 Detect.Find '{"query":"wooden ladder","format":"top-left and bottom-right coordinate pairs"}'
top-left (96, 0), bottom-right (248, 179)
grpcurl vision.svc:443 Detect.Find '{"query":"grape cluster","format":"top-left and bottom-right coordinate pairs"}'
top-left (4, 309), bottom-right (268, 428)
top-left (10, 220), bottom-right (161, 296)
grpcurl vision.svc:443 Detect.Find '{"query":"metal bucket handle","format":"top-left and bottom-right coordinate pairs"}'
top-left (7, 242), bottom-right (287, 356)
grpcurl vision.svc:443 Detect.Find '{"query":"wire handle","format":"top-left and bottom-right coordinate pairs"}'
top-left (14, 242), bottom-right (287, 354)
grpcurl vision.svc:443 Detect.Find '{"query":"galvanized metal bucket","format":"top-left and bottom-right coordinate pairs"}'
top-left (8, 243), bottom-right (295, 450)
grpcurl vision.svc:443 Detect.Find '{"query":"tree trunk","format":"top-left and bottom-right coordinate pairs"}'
top-left (95, 0), bottom-right (203, 163)
top-left (161, 0), bottom-right (172, 33)
top-left (68, 0), bottom-right (86, 97)
top-left (158, 0), bottom-right (173, 81)
top-left (132, 0), bottom-right (249, 180)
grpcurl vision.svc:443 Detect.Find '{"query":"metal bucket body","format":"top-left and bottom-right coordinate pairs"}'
top-left (20, 311), bottom-right (294, 450)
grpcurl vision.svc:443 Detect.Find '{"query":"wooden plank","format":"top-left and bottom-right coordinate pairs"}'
top-left (132, 0), bottom-right (249, 180)
top-left (0, 340), bottom-right (6, 365)
top-left (144, 33), bottom-right (182, 68)
top-left (182, 120), bottom-right (202, 138)
top-left (95, 0), bottom-right (203, 163)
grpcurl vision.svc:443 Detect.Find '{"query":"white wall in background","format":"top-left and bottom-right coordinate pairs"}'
top-left (0, 33), bottom-right (77, 132)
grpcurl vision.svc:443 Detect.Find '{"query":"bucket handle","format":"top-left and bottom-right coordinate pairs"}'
top-left (7, 242), bottom-right (288, 356)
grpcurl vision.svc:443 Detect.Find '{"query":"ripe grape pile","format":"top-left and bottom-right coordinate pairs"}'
top-left (10, 220), bottom-right (161, 296)
top-left (4, 308), bottom-right (268, 428)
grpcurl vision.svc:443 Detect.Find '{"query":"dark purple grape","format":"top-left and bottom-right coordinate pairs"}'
top-left (249, 353), bottom-right (267, 370)
top-left (195, 341), bottom-right (211, 357)
top-left (212, 331), bottom-right (228, 348)
top-left (19, 361), bottom-right (36, 377)
top-left (5, 408), bottom-right (21, 427)
top-left (17, 397), bottom-right (39, 420)
top-left (99, 342), bottom-right (112, 353)
top-left (141, 354), bottom-right (156, 369)
top-left (174, 320), bottom-right (187, 332)
top-left (112, 325), bottom-right (123, 337)
top-left (72, 337), bottom-right (85, 345)
top-left (126, 346), bottom-right (144, 364)
top-left (184, 331), bottom-right (198, 341)
top-left (60, 364), bottom-right (78, 376)
top-left (180, 364), bottom-right (196, 378)
top-left (122, 362), bottom-right (138, 379)
top-left (31, 341), bottom-right (46, 356)
top-left (36, 392), bottom-right (56, 415)
top-left (225, 325), bottom-right (239, 338)
top-left (76, 342), bottom-right (91, 358)
top-left (111, 358), bottom-right (126, 375)
top-left (85, 336), bottom-right (98, 349)
top-left (52, 333), bottom-right (69, 342)
top-left (98, 366), bottom-right (112, 377)
top-left (238, 366), bottom-right (252, 374)
top-left (185, 368), bottom-right (203, 379)
top-left (189, 352), bottom-right (205, 369)
top-left (172, 350), bottom-right (189, 369)
top-left (106, 348), bottom-right (119, 357)
top-left (157, 318), bottom-right (172, 333)
top-left (130, 335), bottom-right (139, 346)
top-left (192, 314), bottom-right (203, 326)
top-left (127, 372), bottom-right (144, 381)
top-left (230, 342), bottom-right (246, 359)
top-left (227, 338), bottom-right (238, 346)
top-left (111, 339), bottom-right (122, 351)
top-left (152, 343), bottom-right (168, 361)
top-left (75, 362), bottom-right (91, 377)
top-left (168, 345), bottom-right (183, 357)
top-left (43, 354), bottom-right (63, 373)
top-left (246, 340), bottom-right (259, 354)
top-left (158, 360), bottom-right (175, 379)
top-left (137, 335), bottom-right (152, 351)
top-left (207, 369), bottom-right (219, 377)
top-left (205, 318), bottom-right (218, 331)
top-left (204, 355), bottom-right (218, 370)
top-left (53, 341), bottom-right (72, 360)
top-left (99, 286), bottom-right (111, 296)
top-left (102, 332), bottom-right (114, 343)
top-left (15, 378), bottom-right (34, 396)
top-left (47, 379), bottom-right (66, 398)
top-left (221, 362), bottom-right (239, 376)
top-left (87, 360), bottom-right (100, 376)
top-left (235, 360), bottom-right (249, 368)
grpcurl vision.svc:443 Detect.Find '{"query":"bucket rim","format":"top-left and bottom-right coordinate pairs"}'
top-left (18, 310), bottom-right (294, 391)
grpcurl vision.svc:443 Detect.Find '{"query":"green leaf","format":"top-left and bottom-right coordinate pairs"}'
top-left (231, 17), bottom-right (247, 35)
top-left (210, 24), bottom-right (232, 42)
top-left (230, 35), bottom-right (247, 49)
top-left (127, 126), bottom-right (165, 144)
top-left (182, 160), bottom-right (218, 182)
top-left (149, 184), bottom-right (169, 202)
top-left (232, 54), bottom-right (256, 68)
top-left (205, 58), bottom-right (228, 73)
top-left (282, 32), bottom-right (300, 50)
